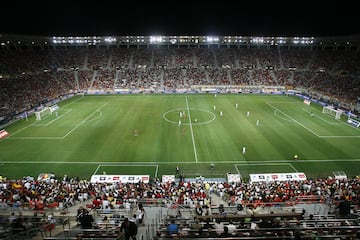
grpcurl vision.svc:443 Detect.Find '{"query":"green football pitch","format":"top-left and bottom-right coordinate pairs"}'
top-left (1, 94), bottom-right (360, 180)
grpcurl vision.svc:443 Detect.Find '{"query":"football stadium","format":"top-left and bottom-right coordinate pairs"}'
top-left (0, 34), bottom-right (360, 239)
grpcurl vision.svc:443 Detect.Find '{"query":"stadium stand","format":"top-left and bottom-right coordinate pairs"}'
top-left (0, 35), bottom-right (360, 239)
top-left (0, 175), bottom-right (359, 239)
top-left (1, 35), bottom-right (360, 126)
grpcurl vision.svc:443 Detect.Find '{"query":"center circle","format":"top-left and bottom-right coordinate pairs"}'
top-left (163, 108), bottom-right (216, 125)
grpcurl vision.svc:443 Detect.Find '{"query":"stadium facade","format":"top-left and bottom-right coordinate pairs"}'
top-left (1, 34), bottom-right (360, 49)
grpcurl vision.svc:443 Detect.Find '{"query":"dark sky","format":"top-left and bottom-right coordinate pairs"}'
top-left (1, 3), bottom-right (358, 37)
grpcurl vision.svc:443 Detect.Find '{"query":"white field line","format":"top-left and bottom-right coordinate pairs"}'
top-left (155, 165), bottom-right (159, 178)
top-left (2, 159), bottom-right (360, 164)
top-left (93, 164), bottom-right (159, 177)
top-left (85, 111), bottom-right (103, 122)
top-left (301, 108), bottom-right (340, 124)
top-left (93, 165), bottom-right (101, 176)
top-left (236, 162), bottom-right (298, 172)
top-left (62, 103), bottom-right (107, 139)
top-left (34, 109), bottom-right (73, 127)
top-left (7, 123), bottom-right (37, 139)
top-left (289, 163), bottom-right (298, 172)
top-left (269, 102), bottom-right (360, 138)
top-left (267, 102), bottom-right (321, 137)
top-left (7, 95), bottom-right (84, 139)
top-left (234, 164), bottom-right (241, 177)
top-left (62, 94), bottom-right (85, 108)
top-left (10, 136), bottom-right (64, 140)
top-left (274, 111), bottom-right (294, 122)
top-left (10, 103), bottom-right (107, 140)
top-left (185, 96), bottom-right (198, 163)
top-left (320, 135), bottom-right (360, 138)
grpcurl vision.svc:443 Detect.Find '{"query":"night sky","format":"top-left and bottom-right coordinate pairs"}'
top-left (1, 3), bottom-right (358, 37)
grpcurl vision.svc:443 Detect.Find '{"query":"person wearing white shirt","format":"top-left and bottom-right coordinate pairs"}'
top-left (227, 221), bottom-right (237, 235)
top-left (213, 219), bottom-right (224, 235)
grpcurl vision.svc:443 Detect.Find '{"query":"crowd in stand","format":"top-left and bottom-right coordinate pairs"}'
top-left (0, 175), bottom-right (359, 216)
top-left (1, 47), bottom-right (360, 123)
top-left (0, 44), bottom-right (360, 234)
top-left (0, 174), bottom-right (359, 239)
top-left (1, 46), bottom-right (360, 239)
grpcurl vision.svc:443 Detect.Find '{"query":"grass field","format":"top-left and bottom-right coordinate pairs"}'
top-left (1, 94), bottom-right (360, 181)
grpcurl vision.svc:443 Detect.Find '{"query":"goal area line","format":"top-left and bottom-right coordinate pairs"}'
top-left (93, 164), bottom-right (159, 178)
top-left (268, 102), bottom-right (360, 138)
top-left (235, 162), bottom-right (298, 172)
top-left (8, 103), bottom-right (107, 140)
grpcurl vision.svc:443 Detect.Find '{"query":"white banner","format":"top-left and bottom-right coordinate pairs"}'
top-left (249, 172), bottom-right (307, 183)
top-left (303, 99), bottom-right (311, 105)
top-left (162, 175), bottom-right (175, 183)
top-left (227, 173), bottom-right (241, 183)
top-left (0, 129), bottom-right (9, 139)
top-left (90, 175), bottom-right (150, 183)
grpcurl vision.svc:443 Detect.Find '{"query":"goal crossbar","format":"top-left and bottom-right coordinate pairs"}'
top-left (34, 104), bottom-right (59, 120)
top-left (322, 105), bottom-right (343, 119)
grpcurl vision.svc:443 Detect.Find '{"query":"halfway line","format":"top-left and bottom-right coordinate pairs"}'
top-left (185, 96), bottom-right (198, 163)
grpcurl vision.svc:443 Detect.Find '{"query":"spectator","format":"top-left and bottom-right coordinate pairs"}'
top-left (120, 217), bottom-right (137, 240)
top-left (195, 203), bottom-right (203, 216)
top-left (167, 220), bottom-right (179, 236)
top-left (137, 206), bottom-right (145, 225)
top-left (337, 197), bottom-right (351, 218)
top-left (220, 226), bottom-right (232, 237)
top-left (10, 218), bottom-right (26, 235)
top-left (227, 221), bottom-right (237, 235)
top-left (213, 218), bottom-right (224, 235)
top-left (78, 209), bottom-right (94, 229)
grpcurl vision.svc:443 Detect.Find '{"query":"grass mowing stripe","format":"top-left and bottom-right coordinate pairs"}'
top-left (1, 94), bottom-right (360, 179)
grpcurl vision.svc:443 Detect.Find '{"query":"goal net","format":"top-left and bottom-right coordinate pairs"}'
top-left (35, 105), bottom-right (59, 120)
top-left (48, 104), bottom-right (59, 113)
top-left (322, 105), bottom-right (343, 119)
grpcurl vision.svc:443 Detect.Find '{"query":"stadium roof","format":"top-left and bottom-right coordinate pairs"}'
top-left (1, 34), bottom-right (360, 48)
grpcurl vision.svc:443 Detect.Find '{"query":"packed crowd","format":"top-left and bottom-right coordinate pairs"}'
top-left (0, 175), bottom-right (359, 216)
top-left (1, 47), bottom-right (359, 123)
top-left (0, 174), bottom-right (359, 239)
top-left (1, 46), bottom-right (360, 239)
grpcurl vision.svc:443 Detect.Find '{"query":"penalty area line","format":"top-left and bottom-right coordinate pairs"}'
top-left (235, 162), bottom-right (299, 172)
top-left (2, 159), bottom-right (360, 165)
top-left (62, 103), bottom-right (108, 139)
top-left (94, 164), bottom-right (159, 178)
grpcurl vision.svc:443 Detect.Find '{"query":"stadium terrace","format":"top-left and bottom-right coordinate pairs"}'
top-left (0, 33), bottom-right (360, 240)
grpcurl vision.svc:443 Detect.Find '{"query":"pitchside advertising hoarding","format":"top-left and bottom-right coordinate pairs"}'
top-left (227, 173), bottom-right (241, 183)
top-left (162, 175), bottom-right (175, 183)
top-left (0, 129), bottom-right (9, 139)
top-left (249, 172), bottom-right (307, 183)
top-left (90, 174), bottom-right (150, 183)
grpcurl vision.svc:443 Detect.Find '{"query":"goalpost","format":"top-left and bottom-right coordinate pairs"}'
top-left (35, 104), bottom-right (59, 120)
top-left (322, 105), bottom-right (343, 119)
